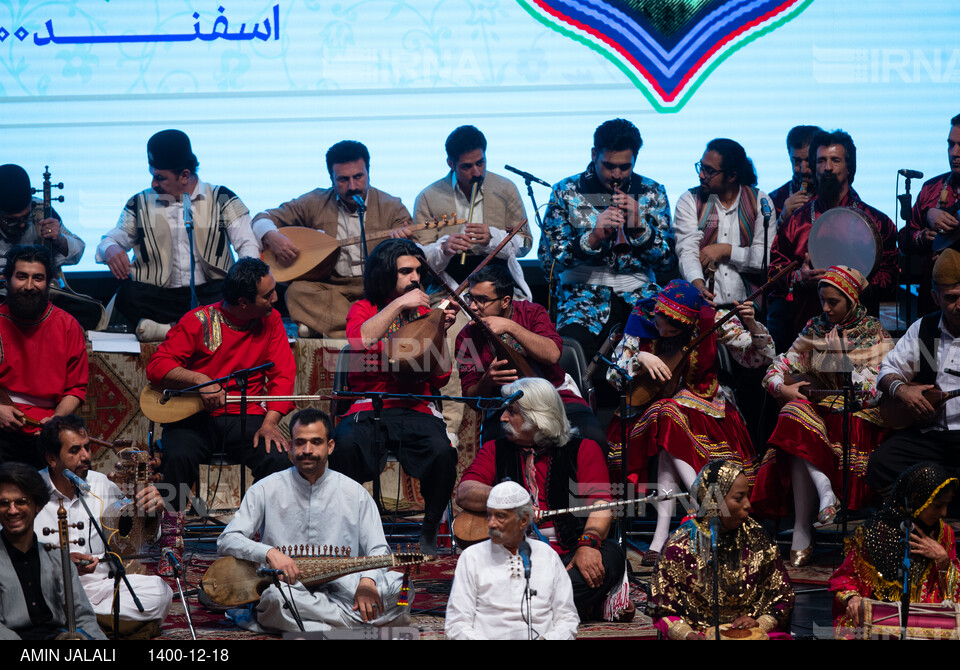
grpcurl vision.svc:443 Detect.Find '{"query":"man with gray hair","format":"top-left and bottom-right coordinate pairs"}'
top-left (446, 480), bottom-right (579, 639)
top-left (456, 377), bottom-right (630, 621)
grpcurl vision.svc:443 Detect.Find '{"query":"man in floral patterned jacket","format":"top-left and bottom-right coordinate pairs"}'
top-left (538, 118), bottom-right (675, 375)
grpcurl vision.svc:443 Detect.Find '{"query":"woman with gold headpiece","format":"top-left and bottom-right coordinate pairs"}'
top-left (650, 460), bottom-right (794, 639)
top-left (829, 462), bottom-right (959, 639)
top-left (752, 266), bottom-right (893, 566)
top-left (607, 279), bottom-right (774, 565)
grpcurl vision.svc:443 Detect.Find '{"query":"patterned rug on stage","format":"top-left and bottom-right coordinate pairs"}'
top-left (155, 546), bottom-right (656, 640)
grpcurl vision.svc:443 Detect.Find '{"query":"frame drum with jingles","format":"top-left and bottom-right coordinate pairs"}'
top-left (807, 207), bottom-right (880, 277)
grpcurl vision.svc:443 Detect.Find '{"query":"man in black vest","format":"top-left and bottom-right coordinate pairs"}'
top-left (456, 377), bottom-right (629, 621)
top-left (867, 248), bottom-right (960, 495)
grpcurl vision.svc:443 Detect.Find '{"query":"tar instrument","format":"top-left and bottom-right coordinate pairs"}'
top-left (42, 499), bottom-right (88, 640)
top-left (704, 624), bottom-right (769, 640)
top-left (262, 215), bottom-right (465, 283)
top-left (138, 384), bottom-right (332, 423)
top-left (878, 382), bottom-right (960, 430)
top-left (101, 447), bottom-right (162, 560)
top-left (418, 256), bottom-right (536, 379)
top-left (451, 491), bottom-right (689, 549)
top-left (861, 600), bottom-right (959, 640)
top-left (807, 206), bottom-right (880, 277)
top-left (33, 165), bottom-right (64, 257)
top-left (201, 545), bottom-right (429, 607)
top-left (627, 261), bottom-right (798, 409)
top-left (384, 219), bottom-right (530, 374)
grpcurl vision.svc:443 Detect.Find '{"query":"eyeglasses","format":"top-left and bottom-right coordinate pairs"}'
top-left (0, 213), bottom-right (31, 228)
top-left (465, 293), bottom-right (500, 306)
top-left (0, 497), bottom-right (32, 510)
top-left (695, 161), bottom-right (722, 178)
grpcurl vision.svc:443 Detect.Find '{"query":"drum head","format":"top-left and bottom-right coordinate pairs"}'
top-left (808, 207), bottom-right (880, 277)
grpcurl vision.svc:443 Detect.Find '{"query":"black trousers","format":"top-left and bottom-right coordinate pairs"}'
top-left (867, 427), bottom-right (960, 498)
top-left (0, 430), bottom-right (43, 469)
top-left (329, 408), bottom-right (457, 521)
top-left (561, 539), bottom-right (626, 620)
top-left (115, 280), bottom-right (224, 327)
top-left (159, 413), bottom-right (292, 512)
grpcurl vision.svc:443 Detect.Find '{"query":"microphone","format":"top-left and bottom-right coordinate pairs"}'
top-left (352, 194), bottom-right (367, 213)
top-left (182, 194), bottom-right (193, 230)
top-left (898, 169), bottom-right (924, 180)
top-left (585, 323), bottom-right (623, 377)
top-left (161, 547), bottom-right (183, 576)
top-left (62, 469), bottom-right (90, 494)
top-left (760, 198), bottom-right (772, 219)
top-left (499, 389), bottom-right (524, 410)
top-left (518, 540), bottom-right (532, 579)
top-left (256, 567), bottom-right (286, 577)
top-left (504, 165), bottom-right (552, 189)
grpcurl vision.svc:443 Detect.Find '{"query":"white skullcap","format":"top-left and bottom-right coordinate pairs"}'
top-left (487, 481), bottom-right (531, 510)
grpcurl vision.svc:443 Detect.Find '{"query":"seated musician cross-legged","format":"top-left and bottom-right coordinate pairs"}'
top-left (33, 415), bottom-right (173, 637)
top-left (456, 377), bottom-right (630, 622)
top-left (650, 461), bottom-right (794, 640)
top-left (830, 463), bottom-right (960, 639)
top-left (218, 408), bottom-right (411, 633)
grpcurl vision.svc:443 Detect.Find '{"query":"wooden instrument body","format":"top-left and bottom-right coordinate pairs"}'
top-left (626, 348), bottom-right (687, 408)
top-left (878, 383), bottom-right (960, 430)
top-left (262, 216), bottom-right (464, 283)
top-left (382, 307), bottom-right (451, 377)
top-left (201, 549), bottom-right (427, 607)
top-left (862, 599), bottom-right (959, 640)
top-left (139, 383), bottom-right (206, 423)
top-left (103, 449), bottom-right (161, 558)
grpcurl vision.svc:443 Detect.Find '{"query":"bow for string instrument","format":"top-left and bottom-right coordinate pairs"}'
top-left (627, 261), bottom-right (799, 409)
top-left (41, 499), bottom-right (88, 640)
top-left (201, 545), bottom-right (429, 607)
top-left (417, 257), bottom-right (536, 379)
top-left (384, 218), bottom-right (530, 374)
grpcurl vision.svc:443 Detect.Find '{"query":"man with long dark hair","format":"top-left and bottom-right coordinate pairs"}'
top-left (329, 238), bottom-right (458, 554)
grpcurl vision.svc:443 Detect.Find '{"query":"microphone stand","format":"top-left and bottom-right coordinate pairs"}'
top-left (182, 194), bottom-right (198, 310)
top-left (706, 499), bottom-right (721, 642)
top-left (899, 516), bottom-right (914, 640)
top-left (896, 175), bottom-right (915, 324)
top-left (518, 541), bottom-right (535, 640)
top-left (594, 352), bottom-right (633, 550)
top-left (353, 195), bottom-right (369, 269)
top-left (162, 362), bottom-right (275, 503)
top-left (270, 573), bottom-right (306, 632)
top-left (163, 549), bottom-right (197, 640)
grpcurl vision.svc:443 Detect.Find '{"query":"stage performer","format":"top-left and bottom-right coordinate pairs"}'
top-left (0, 462), bottom-right (106, 640)
top-left (145, 258), bottom-right (294, 567)
top-left (328, 238), bottom-right (457, 555)
top-left (34, 415), bottom-right (172, 637)
top-left (416, 125), bottom-right (532, 300)
top-left (606, 279), bottom-right (773, 566)
top-left (97, 129), bottom-right (259, 341)
top-left (866, 249), bottom-right (960, 494)
top-left (219, 408), bottom-right (410, 633)
top-left (766, 129), bottom-right (898, 353)
top-left (454, 264), bottom-right (605, 449)
top-left (898, 113), bottom-right (960, 316)
top-left (752, 266), bottom-right (892, 566)
top-left (253, 140), bottom-right (414, 338)
top-left (830, 463), bottom-right (959, 639)
top-left (538, 118), bottom-right (674, 388)
top-left (0, 245), bottom-right (87, 468)
top-left (674, 138), bottom-right (774, 308)
top-left (456, 377), bottom-right (631, 622)
top-left (650, 461), bottom-right (794, 640)
top-left (446, 480), bottom-right (579, 640)
top-left (767, 125), bottom-right (823, 224)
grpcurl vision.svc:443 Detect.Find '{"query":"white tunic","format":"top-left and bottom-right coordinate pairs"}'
top-left (446, 539), bottom-right (579, 640)
top-left (34, 469), bottom-right (173, 622)
top-left (218, 467), bottom-right (407, 632)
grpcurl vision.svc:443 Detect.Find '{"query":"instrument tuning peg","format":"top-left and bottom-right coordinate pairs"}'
top-left (76, 539), bottom-right (85, 547)
top-left (74, 522), bottom-right (84, 530)
top-left (42, 527), bottom-right (54, 536)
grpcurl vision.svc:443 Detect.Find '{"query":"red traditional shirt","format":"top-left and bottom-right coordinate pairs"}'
top-left (454, 300), bottom-right (587, 407)
top-left (146, 301), bottom-right (295, 417)
top-left (0, 302), bottom-right (87, 430)
top-left (343, 299), bottom-right (450, 416)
